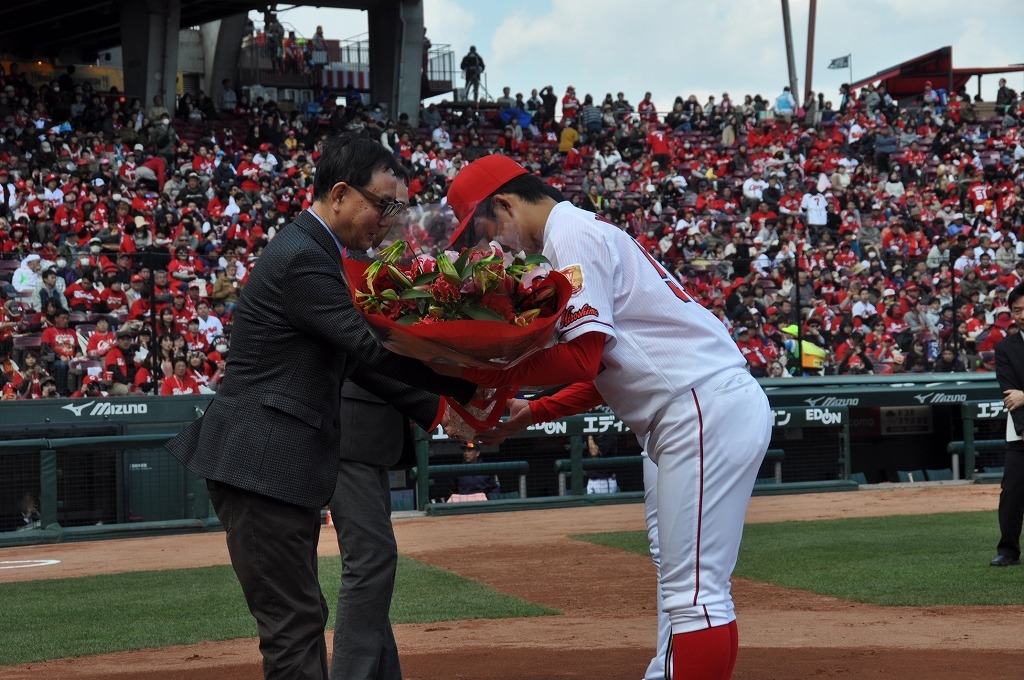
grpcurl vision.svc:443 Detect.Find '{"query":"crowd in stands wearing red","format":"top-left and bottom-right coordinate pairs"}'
top-left (1, 66), bottom-right (1023, 397)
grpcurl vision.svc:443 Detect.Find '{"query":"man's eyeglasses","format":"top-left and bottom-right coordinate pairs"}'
top-left (350, 184), bottom-right (407, 219)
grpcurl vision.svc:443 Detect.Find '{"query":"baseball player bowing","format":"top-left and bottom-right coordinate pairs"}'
top-left (443, 155), bottom-right (772, 680)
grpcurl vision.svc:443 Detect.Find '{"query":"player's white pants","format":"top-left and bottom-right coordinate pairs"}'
top-left (643, 451), bottom-right (672, 680)
top-left (646, 369), bottom-right (771, 633)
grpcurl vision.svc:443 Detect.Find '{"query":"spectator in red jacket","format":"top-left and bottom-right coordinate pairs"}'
top-left (40, 308), bottom-right (80, 395)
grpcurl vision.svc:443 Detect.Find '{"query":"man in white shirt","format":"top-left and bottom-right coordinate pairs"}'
top-left (195, 300), bottom-right (224, 345)
top-left (431, 121), bottom-right (453, 151)
top-left (742, 175), bottom-right (768, 211)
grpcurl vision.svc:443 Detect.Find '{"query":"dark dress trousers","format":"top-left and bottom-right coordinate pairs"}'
top-left (166, 210), bottom-right (473, 680)
top-left (994, 333), bottom-right (1024, 561)
top-left (328, 381), bottom-right (410, 680)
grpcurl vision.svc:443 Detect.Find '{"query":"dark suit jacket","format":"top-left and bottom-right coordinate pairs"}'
top-left (166, 209), bottom-right (474, 508)
top-left (339, 381), bottom-right (409, 466)
top-left (996, 332), bottom-right (1024, 449)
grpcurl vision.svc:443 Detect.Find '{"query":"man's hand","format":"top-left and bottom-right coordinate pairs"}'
top-left (1004, 389), bottom-right (1024, 412)
top-left (441, 399), bottom-right (476, 441)
top-left (476, 398), bottom-right (534, 445)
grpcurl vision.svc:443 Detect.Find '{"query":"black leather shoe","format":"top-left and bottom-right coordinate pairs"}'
top-left (990, 554), bottom-right (1021, 567)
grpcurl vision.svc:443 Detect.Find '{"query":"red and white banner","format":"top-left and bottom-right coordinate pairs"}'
top-left (321, 69), bottom-right (371, 91)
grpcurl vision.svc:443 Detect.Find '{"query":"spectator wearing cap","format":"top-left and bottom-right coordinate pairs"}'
top-left (898, 283), bottom-right (924, 315)
top-left (735, 324), bottom-right (771, 377)
top-left (872, 333), bottom-right (905, 366)
top-left (803, 315), bottom-right (829, 349)
top-left (211, 264), bottom-right (243, 312)
top-left (176, 172), bottom-right (206, 207)
top-left (52, 191), bottom-right (84, 240)
top-left (104, 327), bottom-right (140, 395)
top-left (731, 287), bottom-right (764, 323)
top-left (253, 143), bottom-right (279, 173)
top-left (186, 278), bottom-right (206, 307)
top-left (125, 273), bottom-right (146, 306)
top-left (977, 307), bottom-right (1015, 354)
top-left (451, 443), bottom-right (500, 497)
top-left (168, 244), bottom-right (202, 284)
top-left (70, 373), bottom-right (106, 399)
top-left (40, 308), bottom-right (80, 395)
top-left (169, 283), bottom-right (196, 332)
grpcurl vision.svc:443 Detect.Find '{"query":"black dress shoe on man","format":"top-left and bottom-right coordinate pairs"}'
top-left (990, 554), bottom-right (1021, 567)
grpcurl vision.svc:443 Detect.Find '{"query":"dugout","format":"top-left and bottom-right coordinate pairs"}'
top-left (760, 373), bottom-right (999, 483)
top-left (0, 373), bottom-right (1004, 545)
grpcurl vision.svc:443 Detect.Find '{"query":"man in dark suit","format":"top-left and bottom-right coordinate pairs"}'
top-left (328, 183), bottom-right (413, 680)
top-left (992, 283), bottom-right (1024, 567)
top-left (329, 382), bottom-right (407, 680)
top-left (166, 135), bottom-right (475, 679)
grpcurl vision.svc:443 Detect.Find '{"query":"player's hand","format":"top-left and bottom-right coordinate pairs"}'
top-left (476, 398), bottom-right (533, 446)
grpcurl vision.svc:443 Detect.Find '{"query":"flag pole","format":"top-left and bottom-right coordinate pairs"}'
top-left (848, 54), bottom-right (853, 87)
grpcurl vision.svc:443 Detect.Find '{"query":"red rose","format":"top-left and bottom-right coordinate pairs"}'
top-left (480, 292), bottom-right (516, 323)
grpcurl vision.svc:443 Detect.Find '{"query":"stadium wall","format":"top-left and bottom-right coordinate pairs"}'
top-left (0, 373), bottom-right (1002, 545)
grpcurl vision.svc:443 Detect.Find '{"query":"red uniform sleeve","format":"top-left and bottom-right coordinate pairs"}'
top-left (528, 382), bottom-right (605, 424)
top-left (463, 331), bottom-right (606, 388)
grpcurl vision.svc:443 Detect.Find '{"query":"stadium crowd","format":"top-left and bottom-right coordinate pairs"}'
top-left (1, 60), bottom-right (1023, 397)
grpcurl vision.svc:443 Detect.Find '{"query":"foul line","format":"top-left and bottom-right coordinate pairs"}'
top-left (0, 560), bottom-right (61, 570)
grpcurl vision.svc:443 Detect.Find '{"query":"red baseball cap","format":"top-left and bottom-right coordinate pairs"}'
top-left (445, 155), bottom-right (528, 247)
top-left (130, 273), bottom-right (143, 283)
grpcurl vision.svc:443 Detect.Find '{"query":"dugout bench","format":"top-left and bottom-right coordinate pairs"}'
top-left (409, 460), bottom-right (530, 506)
top-left (553, 455), bottom-right (643, 495)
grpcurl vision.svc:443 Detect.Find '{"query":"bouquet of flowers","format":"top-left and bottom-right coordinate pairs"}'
top-left (344, 239), bottom-right (573, 435)
top-left (345, 239), bottom-right (571, 368)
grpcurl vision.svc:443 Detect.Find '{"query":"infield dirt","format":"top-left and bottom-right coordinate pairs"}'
top-left (1, 484), bottom-right (1020, 680)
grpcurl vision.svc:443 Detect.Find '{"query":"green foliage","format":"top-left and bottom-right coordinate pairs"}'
top-left (573, 511), bottom-right (1024, 607)
top-left (0, 555), bottom-right (555, 666)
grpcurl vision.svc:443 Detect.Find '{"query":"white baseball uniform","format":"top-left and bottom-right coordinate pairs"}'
top-left (466, 200), bottom-right (772, 678)
top-left (643, 451), bottom-right (672, 680)
top-left (540, 201), bottom-right (772, 635)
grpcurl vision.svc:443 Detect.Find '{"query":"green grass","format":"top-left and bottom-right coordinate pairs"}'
top-left (0, 555), bottom-right (556, 667)
top-left (572, 510), bottom-right (1024, 607)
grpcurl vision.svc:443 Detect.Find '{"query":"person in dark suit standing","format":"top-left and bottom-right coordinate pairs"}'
top-left (328, 182), bottom-right (412, 680)
top-left (991, 283), bottom-right (1024, 567)
top-left (329, 381), bottom-right (408, 680)
top-left (165, 134), bottom-right (476, 680)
